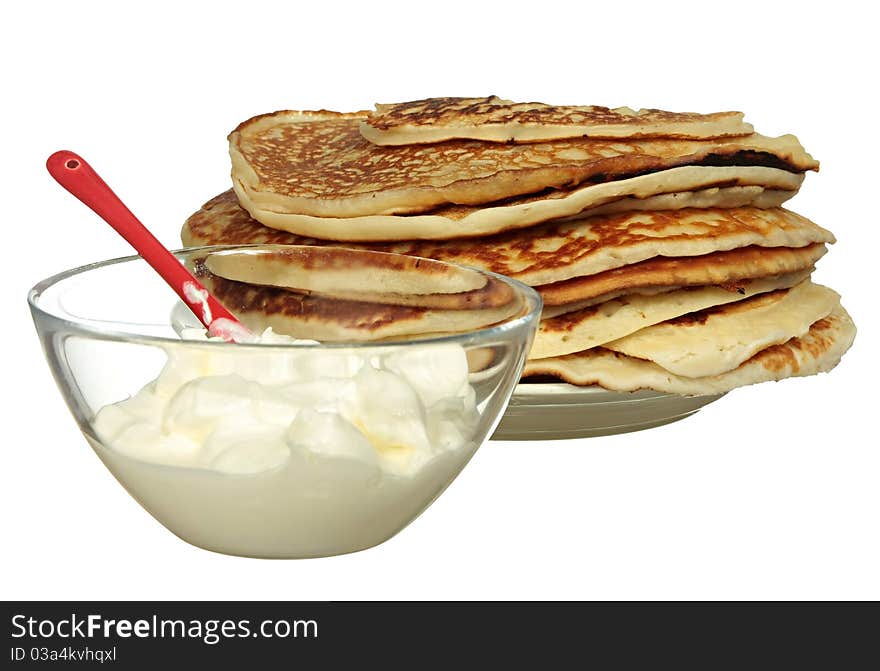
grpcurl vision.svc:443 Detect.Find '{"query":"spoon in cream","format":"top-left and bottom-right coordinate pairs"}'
top-left (46, 150), bottom-right (252, 342)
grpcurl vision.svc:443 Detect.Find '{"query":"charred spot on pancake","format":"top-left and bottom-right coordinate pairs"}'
top-left (667, 311), bottom-right (711, 326)
top-left (582, 151), bottom-right (803, 187)
top-left (696, 150), bottom-right (798, 172)
top-left (718, 281), bottom-right (748, 294)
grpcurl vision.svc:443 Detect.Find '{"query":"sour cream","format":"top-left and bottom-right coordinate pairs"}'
top-left (89, 327), bottom-right (483, 557)
top-left (93, 328), bottom-right (479, 477)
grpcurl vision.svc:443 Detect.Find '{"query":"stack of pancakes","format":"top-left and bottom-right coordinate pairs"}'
top-left (181, 96), bottom-right (855, 395)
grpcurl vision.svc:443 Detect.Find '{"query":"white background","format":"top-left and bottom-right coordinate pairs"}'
top-left (3, 1), bottom-right (878, 600)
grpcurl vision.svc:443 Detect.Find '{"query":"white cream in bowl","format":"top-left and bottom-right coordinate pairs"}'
top-left (89, 328), bottom-right (481, 557)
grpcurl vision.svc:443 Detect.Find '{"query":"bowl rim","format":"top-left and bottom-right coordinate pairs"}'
top-left (28, 243), bottom-right (543, 350)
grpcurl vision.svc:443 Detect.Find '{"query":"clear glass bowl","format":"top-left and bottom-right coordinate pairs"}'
top-left (29, 245), bottom-right (541, 558)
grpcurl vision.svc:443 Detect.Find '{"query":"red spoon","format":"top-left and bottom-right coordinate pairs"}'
top-left (46, 150), bottom-right (252, 343)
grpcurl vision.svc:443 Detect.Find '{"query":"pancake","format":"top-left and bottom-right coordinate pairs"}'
top-left (191, 259), bottom-right (522, 341)
top-left (523, 302), bottom-right (855, 395)
top-left (203, 246), bottom-right (513, 309)
top-left (537, 243), bottom-right (828, 306)
top-left (603, 281), bottom-right (840, 377)
top-left (449, 207), bottom-right (832, 287)
top-left (361, 96), bottom-right (755, 145)
top-left (230, 109), bottom-right (817, 226)
top-left (189, 189), bottom-right (793, 249)
top-left (530, 270), bottom-right (811, 360)
top-left (541, 286), bottom-right (687, 318)
top-left (233, 167), bottom-right (801, 242)
top-left (551, 184), bottom-right (794, 223)
top-left (182, 193), bottom-right (832, 289)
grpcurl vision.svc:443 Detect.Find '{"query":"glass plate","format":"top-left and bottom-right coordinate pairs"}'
top-left (491, 383), bottom-right (724, 440)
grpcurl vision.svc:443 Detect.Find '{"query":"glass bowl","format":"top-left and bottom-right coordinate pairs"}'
top-left (28, 244), bottom-right (541, 558)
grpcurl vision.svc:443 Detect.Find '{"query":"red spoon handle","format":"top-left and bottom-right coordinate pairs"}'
top-left (46, 150), bottom-right (241, 331)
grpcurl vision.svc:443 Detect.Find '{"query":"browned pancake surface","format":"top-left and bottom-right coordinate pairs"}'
top-left (183, 192), bottom-right (830, 294)
top-left (204, 246), bottom-right (516, 310)
top-left (537, 243), bottom-right (827, 305)
top-left (366, 96), bottom-right (748, 133)
top-left (232, 111), bottom-right (816, 216)
top-left (193, 258), bottom-right (429, 330)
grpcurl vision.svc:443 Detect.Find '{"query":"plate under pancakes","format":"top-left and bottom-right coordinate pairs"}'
top-left (491, 384), bottom-right (726, 440)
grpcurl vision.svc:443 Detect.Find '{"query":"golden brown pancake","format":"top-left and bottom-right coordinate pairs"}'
top-left (183, 192), bottom-right (833, 290)
top-left (537, 243), bottom-right (828, 306)
top-left (361, 96), bottom-right (754, 145)
top-left (522, 302), bottom-right (855, 394)
top-left (230, 110), bottom-right (817, 222)
top-left (602, 281), bottom-right (840, 378)
top-left (530, 269), bottom-right (811, 359)
top-left (203, 246), bottom-right (514, 310)
top-left (190, 258), bottom-right (521, 341)
top-left (235, 172), bottom-right (801, 242)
